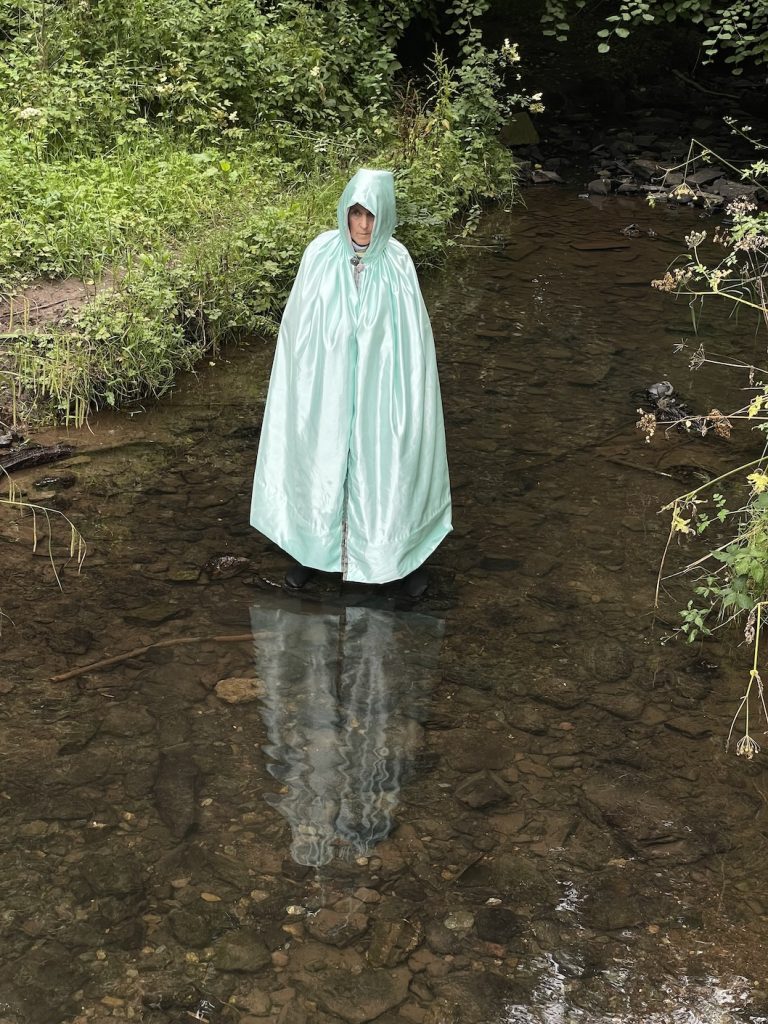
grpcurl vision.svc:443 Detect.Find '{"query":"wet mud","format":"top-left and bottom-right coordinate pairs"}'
top-left (1, 189), bottom-right (768, 1024)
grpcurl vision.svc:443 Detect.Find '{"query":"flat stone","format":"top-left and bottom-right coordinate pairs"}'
top-left (580, 779), bottom-right (712, 864)
top-left (101, 704), bottom-right (156, 736)
top-left (354, 887), bottom-right (381, 904)
top-left (665, 715), bottom-right (712, 738)
top-left (629, 158), bottom-right (666, 181)
top-left (367, 918), bottom-right (423, 967)
top-left (425, 921), bottom-right (459, 954)
top-left (531, 673), bottom-right (582, 709)
top-left (213, 928), bottom-right (272, 972)
top-left (511, 706), bottom-right (548, 734)
top-left (48, 626), bottom-right (94, 654)
top-left (474, 907), bottom-right (521, 944)
top-left (81, 851), bottom-right (144, 896)
top-left (589, 692), bottom-right (645, 721)
top-left (307, 908), bottom-right (369, 947)
top-left (550, 755), bottom-right (581, 770)
top-left (236, 987), bottom-right (271, 1015)
top-left (123, 601), bottom-right (188, 625)
top-left (458, 852), bottom-right (559, 901)
top-left (455, 770), bottom-right (511, 809)
top-left (443, 910), bottom-right (474, 931)
top-left (423, 973), bottom-right (529, 1024)
top-left (531, 169), bottom-right (563, 184)
top-left (153, 751), bottom-right (200, 840)
top-left (0, 943), bottom-right (87, 1024)
top-left (215, 676), bottom-right (265, 704)
top-left (170, 903), bottom-right (231, 948)
top-left (438, 729), bottom-right (514, 772)
top-left (585, 639), bottom-right (633, 682)
top-left (314, 965), bottom-right (410, 1022)
top-left (333, 896), bottom-right (365, 915)
top-left (516, 758), bottom-right (553, 778)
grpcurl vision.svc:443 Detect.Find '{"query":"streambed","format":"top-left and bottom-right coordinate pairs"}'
top-left (1, 187), bottom-right (767, 1024)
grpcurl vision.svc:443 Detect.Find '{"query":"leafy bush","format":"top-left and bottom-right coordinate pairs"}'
top-left (542, 0), bottom-right (768, 71)
top-left (0, 1), bottom-right (536, 423)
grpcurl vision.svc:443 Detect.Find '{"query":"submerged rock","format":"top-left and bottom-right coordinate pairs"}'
top-left (424, 973), bottom-right (530, 1024)
top-left (367, 916), bottom-right (423, 967)
top-left (81, 851), bottom-right (144, 896)
top-left (215, 676), bottom-right (265, 704)
top-left (0, 943), bottom-right (87, 1024)
top-left (474, 906), bottom-right (521, 944)
top-left (314, 965), bottom-right (410, 1022)
top-left (213, 928), bottom-right (271, 972)
top-left (580, 778), bottom-right (713, 864)
top-left (307, 908), bottom-right (369, 947)
top-left (443, 910), bottom-right (474, 931)
top-left (153, 750), bottom-right (201, 839)
top-left (454, 770), bottom-right (512, 809)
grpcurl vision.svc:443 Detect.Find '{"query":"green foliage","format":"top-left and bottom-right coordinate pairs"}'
top-left (0, 15), bottom-right (530, 423)
top-left (655, 140), bottom-right (768, 669)
top-left (542, 0), bottom-right (768, 71)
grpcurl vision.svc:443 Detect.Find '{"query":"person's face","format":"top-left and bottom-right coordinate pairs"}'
top-left (348, 204), bottom-right (375, 246)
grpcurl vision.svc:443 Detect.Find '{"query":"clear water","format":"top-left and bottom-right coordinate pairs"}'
top-left (2, 189), bottom-right (767, 1024)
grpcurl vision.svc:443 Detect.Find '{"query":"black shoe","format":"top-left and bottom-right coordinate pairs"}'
top-left (401, 567), bottom-right (429, 599)
top-left (284, 564), bottom-right (314, 589)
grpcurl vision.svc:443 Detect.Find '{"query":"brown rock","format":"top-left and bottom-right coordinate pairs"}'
top-left (315, 966), bottom-right (410, 1022)
top-left (367, 918), bottom-right (423, 967)
top-left (213, 928), bottom-right (271, 972)
top-left (307, 908), bottom-right (369, 947)
top-left (215, 677), bottom-right (264, 704)
top-left (454, 771), bottom-right (511, 809)
top-left (235, 987), bottom-right (271, 1015)
top-left (438, 730), bottom-right (514, 772)
top-left (354, 887), bottom-right (381, 904)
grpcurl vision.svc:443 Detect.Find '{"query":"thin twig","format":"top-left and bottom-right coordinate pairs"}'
top-left (51, 632), bottom-right (255, 682)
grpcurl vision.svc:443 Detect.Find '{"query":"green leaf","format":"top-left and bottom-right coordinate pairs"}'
top-left (597, 42), bottom-right (611, 52)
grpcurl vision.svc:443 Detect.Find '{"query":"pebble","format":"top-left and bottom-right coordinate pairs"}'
top-left (444, 911), bottom-right (475, 931)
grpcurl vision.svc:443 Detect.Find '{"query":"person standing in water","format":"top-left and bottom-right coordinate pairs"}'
top-left (250, 168), bottom-right (451, 597)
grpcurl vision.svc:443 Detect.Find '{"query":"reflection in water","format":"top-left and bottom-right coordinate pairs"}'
top-left (250, 600), bottom-right (444, 866)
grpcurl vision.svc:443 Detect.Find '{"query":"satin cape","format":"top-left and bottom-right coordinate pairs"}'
top-left (250, 168), bottom-right (452, 584)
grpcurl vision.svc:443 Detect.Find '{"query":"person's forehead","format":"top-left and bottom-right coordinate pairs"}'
top-left (349, 203), bottom-right (374, 214)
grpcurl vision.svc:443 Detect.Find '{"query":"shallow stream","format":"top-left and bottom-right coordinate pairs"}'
top-left (2, 187), bottom-right (768, 1024)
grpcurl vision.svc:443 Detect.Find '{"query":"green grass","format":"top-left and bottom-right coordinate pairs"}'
top-left (1, 109), bottom-right (517, 425)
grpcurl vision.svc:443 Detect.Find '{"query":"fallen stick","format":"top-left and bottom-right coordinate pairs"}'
top-left (51, 632), bottom-right (255, 683)
top-left (670, 69), bottom-right (740, 101)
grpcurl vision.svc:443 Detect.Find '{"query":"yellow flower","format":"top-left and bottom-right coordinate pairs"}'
top-left (747, 471), bottom-right (768, 494)
top-left (671, 507), bottom-right (692, 534)
top-left (748, 394), bottom-right (766, 418)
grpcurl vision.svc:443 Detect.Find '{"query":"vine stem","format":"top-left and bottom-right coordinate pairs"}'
top-left (660, 457), bottom-right (768, 513)
top-left (684, 290), bottom-right (768, 315)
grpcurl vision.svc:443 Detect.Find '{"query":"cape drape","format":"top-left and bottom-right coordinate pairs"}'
top-left (250, 168), bottom-right (452, 584)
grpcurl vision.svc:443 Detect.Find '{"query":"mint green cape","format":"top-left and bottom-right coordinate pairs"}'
top-left (250, 168), bottom-right (452, 584)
